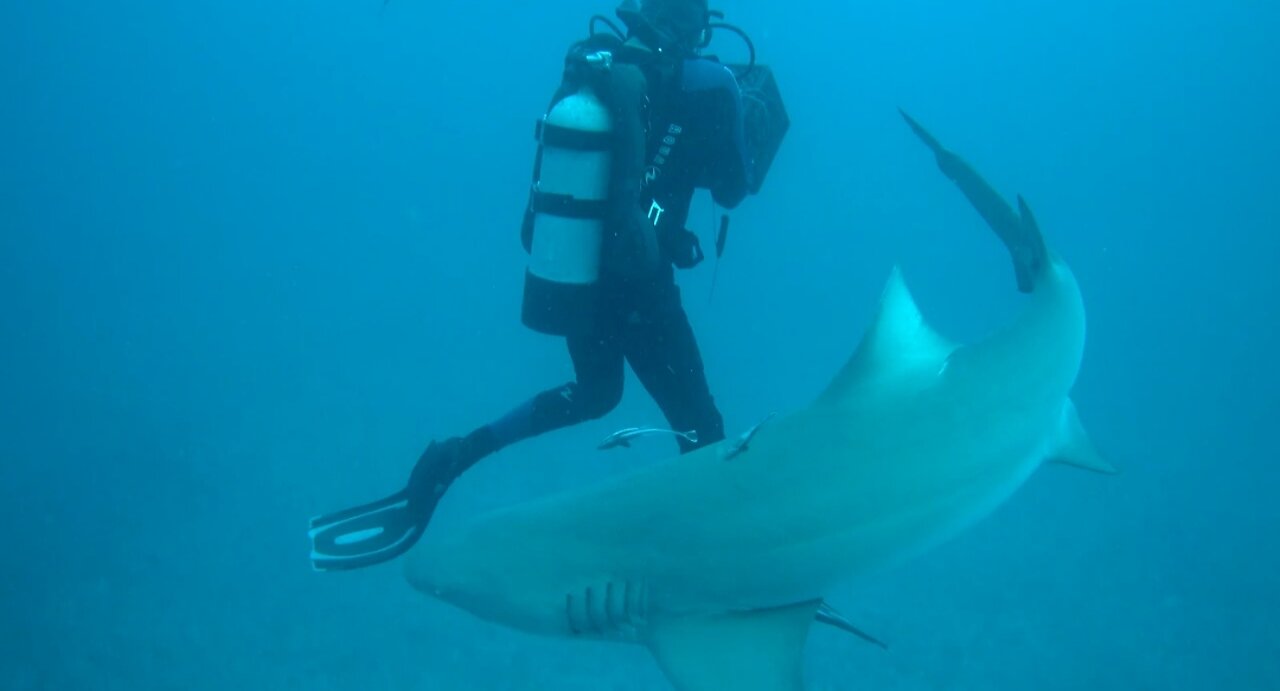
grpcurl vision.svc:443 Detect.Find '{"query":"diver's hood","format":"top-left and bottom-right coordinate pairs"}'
top-left (614, 0), bottom-right (708, 56)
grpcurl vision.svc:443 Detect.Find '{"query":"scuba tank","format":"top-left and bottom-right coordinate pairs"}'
top-left (521, 42), bottom-right (658, 337)
top-left (520, 79), bottom-right (614, 337)
top-left (520, 4), bottom-right (789, 336)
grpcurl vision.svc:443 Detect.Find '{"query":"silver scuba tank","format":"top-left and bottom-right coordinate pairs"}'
top-left (520, 86), bottom-right (613, 336)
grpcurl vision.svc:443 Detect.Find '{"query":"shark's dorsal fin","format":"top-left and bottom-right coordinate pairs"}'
top-left (820, 267), bottom-right (955, 406)
top-left (645, 600), bottom-right (819, 691)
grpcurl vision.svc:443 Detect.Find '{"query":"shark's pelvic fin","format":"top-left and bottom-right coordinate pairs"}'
top-left (645, 601), bottom-right (819, 691)
top-left (815, 601), bottom-right (888, 649)
top-left (1048, 399), bottom-right (1117, 474)
top-left (820, 267), bottom-right (955, 406)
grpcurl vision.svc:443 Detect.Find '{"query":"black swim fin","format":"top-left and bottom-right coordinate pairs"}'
top-left (309, 436), bottom-right (482, 572)
top-left (308, 489), bottom-right (425, 572)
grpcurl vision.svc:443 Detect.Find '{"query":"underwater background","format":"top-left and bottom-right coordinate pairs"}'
top-left (3, 0), bottom-right (1277, 688)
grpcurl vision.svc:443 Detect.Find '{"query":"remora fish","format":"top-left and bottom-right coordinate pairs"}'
top-left (720, 412), bottom-right (777, 461)
top-left (599, 427), bottom-right (699, 450)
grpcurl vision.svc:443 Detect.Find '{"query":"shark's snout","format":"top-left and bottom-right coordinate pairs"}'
top-left (403, 531), bottom-right (578, 637)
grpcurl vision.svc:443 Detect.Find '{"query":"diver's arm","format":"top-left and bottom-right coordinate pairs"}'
top-left (599, 62), bottom-right (662, 275)
top-left (685, 61), bottom-right (753, 208)
top-left (709, 91), bottom-right (751, 209)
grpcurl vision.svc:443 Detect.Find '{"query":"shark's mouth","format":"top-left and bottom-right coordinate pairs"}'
top-left (564, 579), bottom-right (651, 639)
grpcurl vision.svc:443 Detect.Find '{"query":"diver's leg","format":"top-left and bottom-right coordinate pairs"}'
top-left (525, 326), bottom-right (629, 432)
top-left (309, 315), bottom-right (626, 572)
top-left (474, 319), bottom-right (626, 450)
top-left (407, 320), bottom-right (626, 502)
top-left (624, 281), bottom-right (725, 454)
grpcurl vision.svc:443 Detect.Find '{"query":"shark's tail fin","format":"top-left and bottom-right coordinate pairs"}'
top-left (1013, 194), bottom-right (1051, 293)
top-left (899, 109), bottom-right (1049, 293)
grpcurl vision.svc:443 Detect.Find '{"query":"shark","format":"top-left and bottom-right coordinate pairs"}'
top-left (402, 112), bottom-right (1115, 691)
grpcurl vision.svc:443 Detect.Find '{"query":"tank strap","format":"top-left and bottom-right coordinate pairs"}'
top-left (536, 120), bottom-right (613, 151)
top-left (532, 191), bottom-right (610, 220)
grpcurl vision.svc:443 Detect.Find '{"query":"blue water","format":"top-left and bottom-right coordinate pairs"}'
top-left (3, 0), bottom-right (1277, 688)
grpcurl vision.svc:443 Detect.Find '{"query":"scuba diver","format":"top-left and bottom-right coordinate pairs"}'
top-left (309, 0), bottom-right (783, 571)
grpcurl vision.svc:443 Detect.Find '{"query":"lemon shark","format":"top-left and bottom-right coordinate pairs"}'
top-left (403, 112), bottom-right (1115, 690)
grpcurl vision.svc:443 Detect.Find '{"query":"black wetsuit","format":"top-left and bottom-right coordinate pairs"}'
top-left (477, 51), bottom-right (753, 458)
top-left (309, 38), bottom-right (757, 572)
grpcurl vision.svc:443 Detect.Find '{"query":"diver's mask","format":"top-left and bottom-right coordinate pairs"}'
top-left (615, 0), bottom-right (711, 56)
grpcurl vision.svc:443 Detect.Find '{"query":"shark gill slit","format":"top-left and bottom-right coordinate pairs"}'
top-left (564, 593), bottom-right (581, 635)
top-left (604, 582), bottom-right (618, 628)
top-left (585, 586), bottom-right (600, 632)
top-left (622, 580), bottom-right (638, 630)
top-left (564, 581), bottom-right (649, 636)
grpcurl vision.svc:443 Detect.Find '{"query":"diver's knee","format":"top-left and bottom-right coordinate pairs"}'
top-left (575, 381), bottom-right (622, 420)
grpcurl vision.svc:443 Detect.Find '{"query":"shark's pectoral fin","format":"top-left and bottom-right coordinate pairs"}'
top-left (1048, 399), bottom-right (1117, 474)
top-left (645, 600), bottom-right (820, 691)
